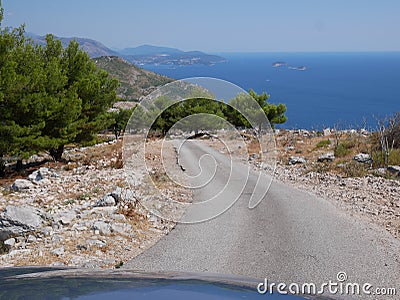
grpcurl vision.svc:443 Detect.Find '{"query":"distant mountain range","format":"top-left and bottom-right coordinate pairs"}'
top-left (27, 33), bottom-right (226, 66)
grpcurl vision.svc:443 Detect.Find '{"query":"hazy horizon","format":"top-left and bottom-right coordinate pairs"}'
top-left (3, 0), bottom-right (400, 53)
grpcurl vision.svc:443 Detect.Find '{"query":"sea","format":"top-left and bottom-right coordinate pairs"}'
top-left (142, 52), bottom-right (400, 130)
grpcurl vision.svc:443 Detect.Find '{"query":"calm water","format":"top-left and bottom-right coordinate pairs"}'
top-left (143, 52), bottom-right (400, 129)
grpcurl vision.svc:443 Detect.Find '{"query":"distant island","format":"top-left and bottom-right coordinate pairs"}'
top-left (272, 61), bottom-right (307, 71)
top-left (27, 33), bottom-right (226, 66)
top-left (288, 65), bottom-right (307, 71)
top-left (118, 45), bottom-right (226, 66)
top-left (272, 61), bottom-right (287, 67)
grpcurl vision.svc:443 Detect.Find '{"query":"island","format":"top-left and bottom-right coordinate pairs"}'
top-left (288, 65), bottom-right (307, 71)
top-left (272, 61), bottom-right (287, 67)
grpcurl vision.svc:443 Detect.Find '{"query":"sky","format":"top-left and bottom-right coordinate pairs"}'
top-left (2, 0), bottom-right (400, 52)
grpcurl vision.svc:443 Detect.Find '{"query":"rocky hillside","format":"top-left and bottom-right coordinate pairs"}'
top-left (94, 56), bottom-right (173, 101)
top-left (27, 33), bottom-right (118, 57)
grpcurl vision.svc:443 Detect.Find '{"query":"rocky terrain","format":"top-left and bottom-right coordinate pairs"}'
top-left (0, 138), bottom-right (186, 268)
top-left (1, 129), bottom-right (399, 268)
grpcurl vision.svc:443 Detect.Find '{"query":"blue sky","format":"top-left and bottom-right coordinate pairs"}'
top-left (2, 0), bottom-right (400, 52)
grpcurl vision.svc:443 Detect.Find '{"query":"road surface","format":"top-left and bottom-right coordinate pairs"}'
top-left (125, 140), bottom-right (400, 297)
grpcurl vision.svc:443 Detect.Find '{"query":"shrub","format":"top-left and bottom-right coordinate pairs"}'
top-left (388, 149), bottom-right (400, 165)
top-left (384, 112), bottom-right (400, 149)
top-left (343, 161), bottom-right (368, 178)
top-left (335, 143), bottom-right (351, 157)
top-left (316, 139), bottom-right (331, 148)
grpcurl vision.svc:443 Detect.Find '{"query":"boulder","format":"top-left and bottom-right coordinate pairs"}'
top-left (51, 247), bottom-right (65, 257)
top-left (11, 179), bottom-right (34, 191)
top-left (94, 194), bottom-right (116, 207)
top-left (95, 187), bottom-right (135, 206)
top-left (4, 237), bottom-right (15, 248)
top-left (387, 165), bottom-right (400, 176)
top-left (323, 128), bottom-right (331, 136)
top-left (54, 210), bottom-right (77, 226)
top-left (0, 205), bottom-right (49, 241)
top-left (288, 156), bottom-right (306, 165)
top-left (110, 187), bottom-right (123, 202)
top-left (353, 153), bottom-right (372, 164)
top-left (28, 167), bottom-right (57, 183)
top-left (318, 152), bottom-right (335, 162)
top-left (92, 220), bottom-right (111, 235)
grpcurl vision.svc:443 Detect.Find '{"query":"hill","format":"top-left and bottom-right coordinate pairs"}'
top-left (28, 33), bottom-right (226, 66)
top-left (119, 44), bottom-right (226, 66)
top-left (93, 56), bottom-right (173, 101)
top-left (27, 33), bottom-right (118, 58)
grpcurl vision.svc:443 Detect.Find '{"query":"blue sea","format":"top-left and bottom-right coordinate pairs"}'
top-left (143, 52), bottom-right (400, 129)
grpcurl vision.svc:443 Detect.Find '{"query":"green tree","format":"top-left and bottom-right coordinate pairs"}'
top-left (249, 89), bottom-right (287, 128)
top-left (109, 107), bottom-right (135, 139)
top-left (0, 4), bottom-right (119, 168)
top-left (227, 90), bottom-right (287, 130)
top-left (0, 12), bottom-right (48, 168)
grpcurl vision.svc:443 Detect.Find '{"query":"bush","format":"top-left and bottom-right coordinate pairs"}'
top-left (316, 139), bottom-right (331, 148)
top-left (343, 161), bottom-right (368, 178)
top-left (388, 149), bottom-right (400, 165)
top-left (384, 112), bottom-right (400, 149)
top-left (335, 143), bottom-right (351, 157)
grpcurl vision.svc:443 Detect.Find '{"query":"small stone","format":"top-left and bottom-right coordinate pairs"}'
top-left (11, 179), bottom-right (34, 191)
top-left (323, 128), bottom-right (331, 136)
top-left (387, 165), bottom-right (400, 176)
top-left (94, 195), bottom-right (116, 207)
top-left (288, 156), bottom-right (306, 165)
top-left (110, 214), bottom-right (126, 222)
top-left (353, 153), bottom-right (372, 164)
top-left (76, 244), bottom-right (87, 251)
top-left (51, 234), bottom-right (64, 243)
top-left (92, 221), bottom-right (111, 235)
top-left (51, 247), bottom-right (65, 257)
top-left (54, 211), bottom-right (76, 225)
top-left (318, 152), bottom-right (335, 162)
top-left (4, 238), bottom-right (15, 247)
top-left (41, 226), bottom-right (53, 236)
top-left (86, 239), bottom-right (106, 247)
top-left (26, 234), bottom-right (37, 243)
top-left (373, 168), bottom-right (387, 176)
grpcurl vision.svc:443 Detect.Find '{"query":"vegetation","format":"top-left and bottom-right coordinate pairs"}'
top-left (146, 90), bottom-right (287, 136)
top-left (0, 6), bottom-right (118, 169)
top-left (0, 4), bottom-right (287, 176)
top-left (316, 139), bottom-right (331, 148)
top-left (109, 107), bottom-right (135, 139)
top-left (93, 56), bottom-right (172, 101)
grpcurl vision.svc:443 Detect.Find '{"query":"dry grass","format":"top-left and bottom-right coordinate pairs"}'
top-left (276, 130), bottom-right (376, 178)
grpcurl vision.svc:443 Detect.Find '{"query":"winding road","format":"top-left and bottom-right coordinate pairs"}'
top-left (125, 140), bottom-right (400, 297)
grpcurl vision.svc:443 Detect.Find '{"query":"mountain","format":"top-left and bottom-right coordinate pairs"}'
top-left (119, 45), bottom-right (184, 56)
top-left (118, 44), bottom-right (226, 66)
top-left (27, 33), bottom-right (118, 58)
top-left (93, 56), bottom-right (173, 101)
